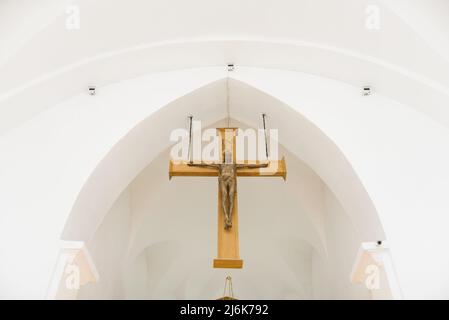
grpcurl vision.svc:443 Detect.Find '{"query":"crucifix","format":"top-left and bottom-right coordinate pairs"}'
top-left (168, 116), bottom-right (287, 269)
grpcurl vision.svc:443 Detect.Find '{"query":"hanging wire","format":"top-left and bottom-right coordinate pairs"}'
top-left (222, 276), bottom-right (234, 298)
top-left (226, 77), bottom-right (230, 128)
top-left (187, 115), bottom-right (193, 163)
top-left (262, 113), bottom-right (269, 159)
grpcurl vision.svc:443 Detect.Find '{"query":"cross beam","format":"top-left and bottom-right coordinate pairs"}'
top-left (169, 158), bottom-right (287, 180)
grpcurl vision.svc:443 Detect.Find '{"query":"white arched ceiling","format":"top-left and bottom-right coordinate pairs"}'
top-left (0, 0), bottom-right (70, 66)
top-left (1, 0), bottom-right (449, 134)
top-left (1, 66), bottom-right (449, 299)
top-left (0, 67), bottom-right (383, 298)
top-left (382, 0), bottom-right (449, 63)
top-left (60, 74), bottom-right (385, 244)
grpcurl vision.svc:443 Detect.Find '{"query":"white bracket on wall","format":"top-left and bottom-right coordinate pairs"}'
top-left (350, 241), bottom-right (402, 300)
top-left (46, 241), bottom-right (99, 300)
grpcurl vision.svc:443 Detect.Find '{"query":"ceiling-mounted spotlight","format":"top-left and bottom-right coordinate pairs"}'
top-left (362, 85), bottom-right (372, 96)
top-left (88, 86), bottom-right (96, 96)
top-left (227, 63), bottom-right (235, 72)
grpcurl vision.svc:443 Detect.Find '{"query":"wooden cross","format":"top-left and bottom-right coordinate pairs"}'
top-left (169, 128), bottom-right (287, 269)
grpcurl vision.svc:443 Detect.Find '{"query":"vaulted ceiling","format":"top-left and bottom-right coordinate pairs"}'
top-left (1, 0), bottom-right (449, 134)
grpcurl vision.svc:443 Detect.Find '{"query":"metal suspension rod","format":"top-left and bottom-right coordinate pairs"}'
top-left (226, 77), bottom-right (230, 128)
top-left (188, 115), bottom-right (193, 163)
top-left (262, 113), bottom-right (269, 159)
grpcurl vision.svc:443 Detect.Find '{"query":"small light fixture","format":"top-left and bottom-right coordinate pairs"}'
top-left (362, 85), bottom-right (372, 96)
top-left (88, 86), bottom-right (96, 96)
top-left (227, 63), bottom-right (235, 72)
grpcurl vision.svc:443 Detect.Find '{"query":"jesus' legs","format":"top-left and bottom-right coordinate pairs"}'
top-left (227, 182), bottom-right (236, 229)
top-left (220, 181), bottom-right (231, 229)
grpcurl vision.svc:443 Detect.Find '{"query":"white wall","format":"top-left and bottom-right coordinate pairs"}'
top-left (77, 190), bottom-right (132, 299)
top-left (312, 189), bottom-right (371, 299)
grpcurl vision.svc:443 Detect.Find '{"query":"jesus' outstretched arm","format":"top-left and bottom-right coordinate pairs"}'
top-left (187, 161), bottom-right (221, 169)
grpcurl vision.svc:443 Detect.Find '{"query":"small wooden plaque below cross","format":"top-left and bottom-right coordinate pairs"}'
top-left (169, 128), bottom-right (287, 269)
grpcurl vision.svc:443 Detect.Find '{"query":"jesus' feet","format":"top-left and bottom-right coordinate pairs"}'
top-left (225, 218), bottom-right (232, 229)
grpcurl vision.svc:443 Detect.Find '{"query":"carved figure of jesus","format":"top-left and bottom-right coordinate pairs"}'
top-left (188, 150), bottom-right (269, 229)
